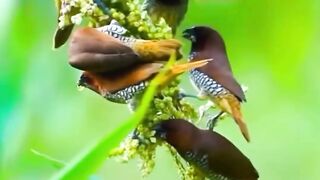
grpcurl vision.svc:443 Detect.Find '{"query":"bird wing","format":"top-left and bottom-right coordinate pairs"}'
top-left (79, 63), bottom-right (163, 94)
top-left (199, 131), bottom-right (259, 179)
top-left (196, 54), bottom-right (246, 102)
top-left (68, 27), bottom-right (140, 73)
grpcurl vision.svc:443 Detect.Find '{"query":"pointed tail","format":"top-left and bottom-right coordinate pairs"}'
top-left (230, 101), bottom-right (250, 142)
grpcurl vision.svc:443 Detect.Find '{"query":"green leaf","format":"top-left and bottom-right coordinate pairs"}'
top-left (50, 54), bottom-right (177, 180)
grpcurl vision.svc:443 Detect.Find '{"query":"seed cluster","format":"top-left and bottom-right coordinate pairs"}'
top-left (56, 0), bottom-right (172, 39)
top-left (109, 79), bottom-right (199, 177)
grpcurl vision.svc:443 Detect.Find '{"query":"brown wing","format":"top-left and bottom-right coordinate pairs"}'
top-left (68, 28), bottom-right (140, 73)
top-left (79, 63), bottom-right (163, 94)
top-left (199, 130), bottom-right (258, 179)
top-left (193, 48), bottom-right (246, 102)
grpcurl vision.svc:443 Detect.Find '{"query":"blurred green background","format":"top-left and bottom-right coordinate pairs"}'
top-left (1, 0), bottom-right (320, 179)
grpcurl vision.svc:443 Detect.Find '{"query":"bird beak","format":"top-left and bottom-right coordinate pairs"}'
top-left (153, 124), bottom-right (167, 139)
top-left (182, 29), bottom-right (196, 42)
top-left (78, 73), bottom-right (98, 94)
top-left (78, 74), bottom-right (89, 87)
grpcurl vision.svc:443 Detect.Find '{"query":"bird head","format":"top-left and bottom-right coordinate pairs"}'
top-left (183, 26), bottom-right (226, 49)
top-left (153, 119), bottom-right (196, 150)
top-left (183, 26), bottom-right (220, 42)
top-left (78, 72), bottom-right (101, 95)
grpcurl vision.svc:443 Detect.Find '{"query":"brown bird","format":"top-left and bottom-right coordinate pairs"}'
top-left (182, 26), bottom-right (250, 142)
top-left (154, 119), bottom-right (259, 180)
top-left (68, 27), bottom-right (182, 73)
top-left (143, 0), bottom-right (189, 35)
top-left (78, 60), bottom-right (210, 104)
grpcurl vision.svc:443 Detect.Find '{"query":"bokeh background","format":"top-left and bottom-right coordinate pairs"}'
top-left (1, 0), bottom-right (320, 179)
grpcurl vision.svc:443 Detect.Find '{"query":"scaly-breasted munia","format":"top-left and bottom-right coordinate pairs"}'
top-left (154, 119), bottom-right (259, 180)
top-left (182, 26), bottom-right (250, 142)
top-left (68, 26), bottom-right (182, 73)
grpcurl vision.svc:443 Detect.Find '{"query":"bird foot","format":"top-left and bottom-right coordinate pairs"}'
top-left (131, 129), bottom-right (148, 145)
top-left (207, 111), bottom-right (225, 130)
top-left (198, 101), bottom-right (215, 122)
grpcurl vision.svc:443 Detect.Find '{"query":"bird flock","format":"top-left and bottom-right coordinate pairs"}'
top-left (54, 0), bottom-right (259, 179)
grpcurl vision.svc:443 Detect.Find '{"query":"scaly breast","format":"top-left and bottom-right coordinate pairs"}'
top-left (190, 69), bottom-right (228, 97)
top-left (182, 150), bottom-right (230, 180)
top-left (104, 81), bottom-right (147, 104)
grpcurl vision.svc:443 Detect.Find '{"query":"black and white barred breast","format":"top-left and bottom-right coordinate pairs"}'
top-left (104, 81), bottom-right (147, 104)
top-left (189, 52), bottom-right (229, 97)
top-left (190, 69), bottom-right (228, 97)
top-left (183, 151), bottom-right (230, 180)
top-left (96, 20), bottom-right (136, 45)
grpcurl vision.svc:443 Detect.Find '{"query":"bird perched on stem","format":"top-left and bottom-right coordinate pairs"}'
top-left (154, 119), bottom-right (259, 180)
top-left (68, 27), bottom-right (182, 73)
top-left (182, 26), bottom-right (250, 142)
top-left (78, 60), bottom-right (210, 104)
top-left (68, 27), bottom-right (209, 104)
top-left (143, 0), bottom-right (189, 35)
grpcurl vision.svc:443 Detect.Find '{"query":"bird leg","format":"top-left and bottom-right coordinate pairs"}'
top-left (198, 101), bottom-right (215, 122)
top-left (207, 111), bottom-right (225, 130)
top-left (131, 129), bottom-right (149, 145)
top-left (177, 93), bottom-right (199, 100)
top-left (178, 90), bottom-right (208, 101)
top-left (93, 0), bottom-right (110, 14)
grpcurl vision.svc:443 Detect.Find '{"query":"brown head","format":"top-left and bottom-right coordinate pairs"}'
top-left (183, 26), bottom-right (246, 102)
top-left (154, 119), bottom-right (197, 152)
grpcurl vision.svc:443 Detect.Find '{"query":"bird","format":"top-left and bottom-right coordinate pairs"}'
top-left (78, 60), bottom-right (210, 104)
top-left (68, 27), bottom-right (182, 73)
top-left (142, 0), bottom-right (189, 35)
top-left (182, 26), bottom-right (250, 142)
top-left (154, 119), bottom-right (259, 180)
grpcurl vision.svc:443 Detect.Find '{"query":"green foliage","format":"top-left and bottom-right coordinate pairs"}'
top-left (57, 0), bottom-right (172, 39)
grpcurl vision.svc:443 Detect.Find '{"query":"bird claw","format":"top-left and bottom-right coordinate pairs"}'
top-left (131, 129), bottom-right (148, 145)
top-left (207, 118), bottom-right (216, 130)
top-left (198, 101), bottom-right (215, 121)
top-left (206, 111), bottom-right (225, 130)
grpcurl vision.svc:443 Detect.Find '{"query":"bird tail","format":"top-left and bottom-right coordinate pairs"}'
top-left (229, 99), bottom-right (250, 142)
top-left (132, 39), bottom-right (182, 61)
top-left (215, 96), bottom-right (250, 142)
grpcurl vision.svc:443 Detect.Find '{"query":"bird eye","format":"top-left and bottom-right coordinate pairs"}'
top-left (190, 35), bottom-right (196, 42)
